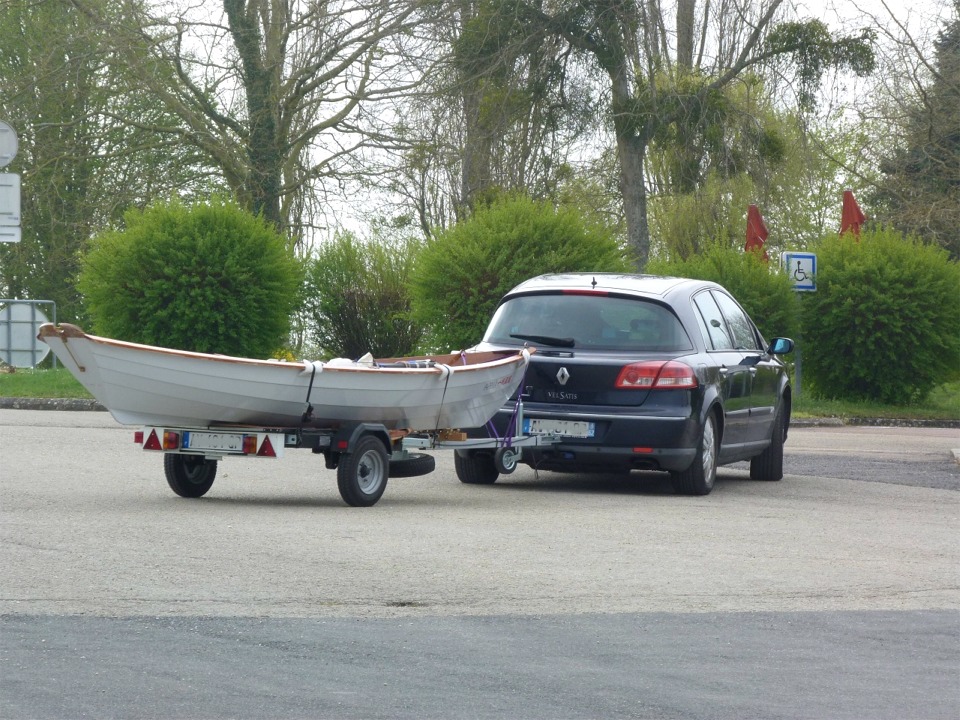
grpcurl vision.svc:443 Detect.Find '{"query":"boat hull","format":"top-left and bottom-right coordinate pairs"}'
top-left (38, 324), bottom-right (530, 431)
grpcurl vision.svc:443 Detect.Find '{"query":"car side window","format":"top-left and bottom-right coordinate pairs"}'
top-left (712, 291), bottom-right (760, 350)
top-left (693, 292), bottom-right (734, 350)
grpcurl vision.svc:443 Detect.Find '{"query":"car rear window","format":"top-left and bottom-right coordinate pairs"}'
top-left (483, 294), bottom-right (694, 351)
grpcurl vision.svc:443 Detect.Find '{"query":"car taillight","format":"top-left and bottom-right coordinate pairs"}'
top-left (615, 360), bottom-right (697, 389)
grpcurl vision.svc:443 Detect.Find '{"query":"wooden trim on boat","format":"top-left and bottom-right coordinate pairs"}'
top-left (38, 323), bottom-right (534, 371)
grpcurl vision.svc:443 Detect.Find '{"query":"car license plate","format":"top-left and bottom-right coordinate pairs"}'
top-left (182, 431), bottom-right (244, 452)
top-left (523, 418), bottom-right (595, 438)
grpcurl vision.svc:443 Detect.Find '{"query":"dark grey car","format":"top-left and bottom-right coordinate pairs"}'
top-left (457, 273), bottom-right (795, 495)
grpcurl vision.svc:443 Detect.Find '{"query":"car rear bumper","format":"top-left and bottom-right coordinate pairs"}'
top-left (518, 441), bottom-right (698, 473)
top-left (471, 405), bottom-right (701, 473)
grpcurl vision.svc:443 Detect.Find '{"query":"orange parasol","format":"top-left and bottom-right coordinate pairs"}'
top-left (840, 190), bottom-right (866, 237)
top-left (744, 204), bottom-right (769, 261)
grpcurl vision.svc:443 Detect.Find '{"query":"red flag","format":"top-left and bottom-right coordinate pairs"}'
top-left (840, 190), bottom-right (866, 237)
top-left (744, 204), bottom-right (769, 261)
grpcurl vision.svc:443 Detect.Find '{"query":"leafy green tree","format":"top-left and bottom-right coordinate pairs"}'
top-left (302, 233), bottom-right (424, 359)
top-left (382, 0), bottom-right (598, 238)
top-left (647, 104), bottom-right (869, 260)
top-left (451, 0), bottom-right (593, 211)
top-left (79, 198), bottom-right (302, 356)
top-left (506, 1), bottom-right (875, 268)
top-left (647, 246), bottom-right (799, 343)
top-left (801, 228), bottom-right (960, 403)
top-left (411, 194), bottom-right (628, 350)
top-left (0, 0), bottom-right (218, 323)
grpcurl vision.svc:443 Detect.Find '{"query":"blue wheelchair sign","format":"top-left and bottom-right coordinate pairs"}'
top-left (783, 252), bottom-right (817, 292)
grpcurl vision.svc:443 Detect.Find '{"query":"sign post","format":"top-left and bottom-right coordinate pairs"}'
top-left (782, 252), bottom-right (817, 398)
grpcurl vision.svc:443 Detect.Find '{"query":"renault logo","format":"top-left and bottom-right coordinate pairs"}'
top-left (556, 367), bottom-right (570, 386)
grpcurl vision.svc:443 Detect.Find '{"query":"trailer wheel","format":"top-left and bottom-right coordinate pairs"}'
top-left (494, 447), bottom-right (520, 475)
top-left (337, 435), bottom-right (389, 507)
top-left (389, 452), bottom-right (436, 478)
top-left (164, 454), bottom-right (217, 498)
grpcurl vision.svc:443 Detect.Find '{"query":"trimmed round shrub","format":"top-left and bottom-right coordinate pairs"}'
top-left (303, 233), bottom-right (424, 358)
top-left (79, 198), bottom-right (302, 357)
top-left (647, 245), bottom-right (799, 343)
top-left (801, 228), bottom-right (960, 403)
top-left (411, 194), bottom-right (629, 350)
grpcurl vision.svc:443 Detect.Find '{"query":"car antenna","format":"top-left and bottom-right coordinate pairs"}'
top-left (591, 277), bottom-right (597, 288)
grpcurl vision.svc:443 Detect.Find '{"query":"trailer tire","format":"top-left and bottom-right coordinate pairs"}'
top-left (389, 452), bottom-right (436, 478)
top-left (337, 435), bottom-right (389, 507)
top-left (164, 454), bottom-right (217, 498)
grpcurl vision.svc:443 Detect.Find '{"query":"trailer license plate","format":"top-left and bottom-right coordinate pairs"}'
top-left (523, 419), bottom-right (595, 438)
top-left (182, 431), bottom-right (244, 452)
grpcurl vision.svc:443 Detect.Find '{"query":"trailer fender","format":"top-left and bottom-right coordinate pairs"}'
top-left (330, 423), bottom-right (392, 459)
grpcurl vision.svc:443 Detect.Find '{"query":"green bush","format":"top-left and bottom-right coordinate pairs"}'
top-left (411, 194), bottom-right (629, 350)
top-left (303, 233), bottom-right (424, 358)
top-left (647, 245), bottom-right (799, 342)
top-left (79, 198), bottom-right (302, 357)
top-left (801, 228), bottom-right (960, 403)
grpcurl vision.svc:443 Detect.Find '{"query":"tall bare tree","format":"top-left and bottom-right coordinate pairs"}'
top-left (861, 4), bottom-right (958, 256)
top-left (68, 0), bottom-right (427, 241)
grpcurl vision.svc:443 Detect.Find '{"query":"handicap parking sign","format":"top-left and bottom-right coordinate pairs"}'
top-left (782, 252), bottom-right (816, 292)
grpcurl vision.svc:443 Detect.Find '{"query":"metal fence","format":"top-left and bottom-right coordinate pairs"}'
top-left (0, 298), bottom-right (57, 368)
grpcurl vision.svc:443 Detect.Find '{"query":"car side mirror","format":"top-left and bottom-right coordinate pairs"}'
top-left (767, 337), bottom-right (794, 355)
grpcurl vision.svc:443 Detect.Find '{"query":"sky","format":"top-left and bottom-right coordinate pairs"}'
top-left (794, 0), bottom-right (949, 34)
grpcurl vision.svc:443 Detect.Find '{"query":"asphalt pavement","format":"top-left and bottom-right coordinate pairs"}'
top-left (1, 408), bottom-right (957, 719)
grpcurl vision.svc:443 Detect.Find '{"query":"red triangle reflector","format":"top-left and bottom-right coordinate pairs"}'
top-left (257, 436), bottom-right (276, 457)
top-left (144, 429), bottom-right (162, 450)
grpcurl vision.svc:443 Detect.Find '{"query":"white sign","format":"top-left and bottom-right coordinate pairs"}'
top-left (0, 173), bottom-right (21, 226)
top-left (0, 303), bottom-right (51, 367)
top-left (783, 252), bottom-right (817, 292)
top-left (0, 121), bottom-right (17, 168)
top-left (0, 226), bottom-right (21, 243)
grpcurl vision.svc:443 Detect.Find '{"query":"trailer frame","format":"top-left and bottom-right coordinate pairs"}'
top-left (135, 399), bottom-right (559, 507)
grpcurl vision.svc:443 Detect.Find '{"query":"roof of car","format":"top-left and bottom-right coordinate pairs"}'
top-left (504, 273), bottom-right (717, 298)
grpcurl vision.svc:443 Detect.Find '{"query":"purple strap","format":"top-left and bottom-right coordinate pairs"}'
top-left (484, 365), bottom-right (527, 448)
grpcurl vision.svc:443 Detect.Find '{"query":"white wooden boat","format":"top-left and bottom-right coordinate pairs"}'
top-left (37, 323), bottom-right (531, 431)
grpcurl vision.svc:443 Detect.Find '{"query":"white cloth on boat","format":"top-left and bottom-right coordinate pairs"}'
top-left (302, 353), bottom-right (377, 372)
top-left (301, 359), bottom-right (326, 373)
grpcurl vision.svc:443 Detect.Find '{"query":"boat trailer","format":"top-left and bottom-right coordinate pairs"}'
top-left (135, 401), bottom-right (559, 507)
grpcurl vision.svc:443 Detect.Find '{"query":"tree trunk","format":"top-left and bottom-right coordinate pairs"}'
top-left (224, 0), bottom-right (283, 229)
top-left (460, 85), bottom-right (494, 210)
top-left (614, 120), bottom-right (651, 270)
top-left (677, 0), bottom-right (695, 69)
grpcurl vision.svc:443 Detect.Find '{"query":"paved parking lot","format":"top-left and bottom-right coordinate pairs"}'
top-left (1, 411), bottom-right (957, 718)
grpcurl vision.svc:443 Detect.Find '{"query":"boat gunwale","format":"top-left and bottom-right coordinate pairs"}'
top-left (38, 323), bottom-right (533, 374)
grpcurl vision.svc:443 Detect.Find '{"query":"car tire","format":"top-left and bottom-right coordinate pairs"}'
top-left (454, 450), bottom-right (499, 484)
top-left (750, 403), bottom-right (785, 481)
top-left (671, 413), bottom-right (717, 496)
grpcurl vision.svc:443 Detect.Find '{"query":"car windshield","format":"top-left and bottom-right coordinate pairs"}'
top-left (483, 294), bottom-right (694, 351)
